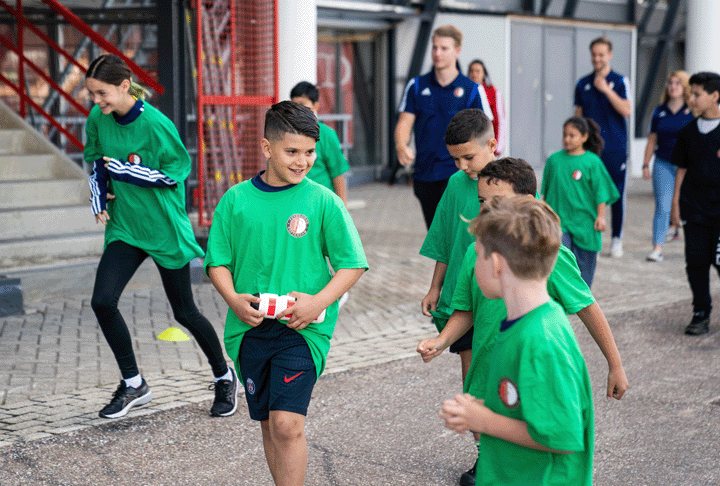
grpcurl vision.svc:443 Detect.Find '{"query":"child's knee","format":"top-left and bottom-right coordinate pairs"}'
top-left (269, 411), bottom-right (304, 443)
top-left (91, 293), bottom-right (116, 317)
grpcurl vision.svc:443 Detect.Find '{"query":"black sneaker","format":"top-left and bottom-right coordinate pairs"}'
top-left (460, 462), bottom-right (476, 486)
top-left (209, 368), bottom-right (238, 417)
top-left (685, 311), bottom-right (710, 335)
top-left (99, 379), bottom-right (152, 419)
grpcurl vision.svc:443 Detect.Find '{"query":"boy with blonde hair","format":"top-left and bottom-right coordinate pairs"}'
top-left (418, 158), bottom-right (626, 484)
top-left (440, 196), bottom-right (594, 485)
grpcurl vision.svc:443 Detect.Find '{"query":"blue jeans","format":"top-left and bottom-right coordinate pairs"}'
top-left (652, 157), bottom-right (677, 246)
top-left (562, 232), bottom-right (597, 288)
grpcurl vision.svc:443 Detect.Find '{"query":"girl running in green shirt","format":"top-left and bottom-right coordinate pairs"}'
top-left (84, 54), bottom-right (237, 419)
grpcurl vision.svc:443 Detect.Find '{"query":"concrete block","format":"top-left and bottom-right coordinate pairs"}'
top-left (189, 257), bottom-right (207, 284)
top-left (0, 276), bottom-right (22, 317)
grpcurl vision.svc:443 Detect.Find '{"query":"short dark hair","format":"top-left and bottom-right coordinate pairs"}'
top-left (478, 157), bottom-right (537, 196)
top-left (689, 72), bottom-right (720, 97)
top-left (264, 101), bottom-right (319, 142)
top-left (290, 81), bottom-right (319, 103)
top-left (590, 37), bottom-right (612, 51)
top-left (444, 108), bottom-right (493, 146)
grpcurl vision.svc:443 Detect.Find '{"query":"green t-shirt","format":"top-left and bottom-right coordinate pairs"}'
top-left (451, 243), bottom-right (594, 398)
top-left (83, 102), bottom-right (203, 269)
top-left (203, 178), bottom-right (367, 381)
top-left (541, 150), bottom-right (619, 252)
top-left (479, 300), bottom-right (594, 486)
top-left (419, 170), bottom-right (480, 330)
top-left (305, 122), bottom-right (350, 192)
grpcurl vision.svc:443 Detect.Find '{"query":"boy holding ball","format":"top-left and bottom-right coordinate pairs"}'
top-left (205, 101), bottom-right (367, 485)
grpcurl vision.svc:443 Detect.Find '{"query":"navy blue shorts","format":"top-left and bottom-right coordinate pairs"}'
top-left (449, 326), bottom-right (473, 354)
top-left (239, 319), bottom-right (317, 422)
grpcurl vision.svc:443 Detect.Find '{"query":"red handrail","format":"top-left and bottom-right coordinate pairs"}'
top-left (0, 71), bottom-right (84, 149)
top-left (0, 33), bottom-right (89, 117)
top-left (40, 0), bottom-right (164, 95)
top-left (0, 0), bottom-right (167, 153)
top-left (0, 1), bottom-right (86, 72)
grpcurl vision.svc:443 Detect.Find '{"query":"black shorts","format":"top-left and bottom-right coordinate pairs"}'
top-left (449, 326), bottom-right (473, 354)
top-left (239, 319), bottom-right (317, 421)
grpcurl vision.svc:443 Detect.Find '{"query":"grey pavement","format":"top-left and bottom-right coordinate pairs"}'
top-left (1, 178), bottom-right (719, 485)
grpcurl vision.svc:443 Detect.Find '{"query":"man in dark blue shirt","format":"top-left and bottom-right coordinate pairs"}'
top-left (575, 37), bottom-right (632, 257)
top-left (395, 25), bottom-right (492, 229)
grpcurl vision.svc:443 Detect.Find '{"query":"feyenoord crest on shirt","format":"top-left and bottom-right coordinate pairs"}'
top-left (287, 214), bottom-right (309, 238)
top-left (498, 377), bottom-right (520, 409)
top-left (128, 152), bottom-right (142, 164)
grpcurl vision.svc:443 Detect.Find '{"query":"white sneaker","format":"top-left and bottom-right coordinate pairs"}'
top-left (610, 238), bottom-right (624, 258)
top-left (646, 249), bottom-right (663, 262)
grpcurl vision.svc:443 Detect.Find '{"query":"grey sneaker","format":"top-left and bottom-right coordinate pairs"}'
top-left (209, 368), bottom-right (238, 417)
top-left (99, 379), bottom-right (152, 419)
top-left (610, 237), bottom-right (624, 258)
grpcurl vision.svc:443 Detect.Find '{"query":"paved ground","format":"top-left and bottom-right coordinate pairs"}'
top-left (1, 178), bottom-right (719, 485)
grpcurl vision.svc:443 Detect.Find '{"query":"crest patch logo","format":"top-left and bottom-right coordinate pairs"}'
top-left (128, 153), bottom-right (142, 164)
top-left (454, 87), bottom-right (464, 98)
top-left (287, 214), bottom-right (309, 238)
top-left (573, 170), bottom-right (583, 181)
top-left (498, 377), bottom-right (520, 409)
top-left (247, 378), bottom-right (256, 395)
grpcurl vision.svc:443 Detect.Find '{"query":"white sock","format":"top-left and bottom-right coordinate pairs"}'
top-left (124, 374), bottom-right (142, 389)
top-left (215, 369), bottom-right (233, 382)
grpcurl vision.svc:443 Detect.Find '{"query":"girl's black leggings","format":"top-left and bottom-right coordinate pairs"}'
top-left (91, 240), bottom-right (228, 379)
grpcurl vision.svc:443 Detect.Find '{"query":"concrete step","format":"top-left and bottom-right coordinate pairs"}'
top-left (0, 129), bottom-right (28, 155)
top-left (0, 204), bottom-right (103, 239)
top-left (0, 179), bottom-right (89, 209)
top-left (0, 154), bottom-right (84, 181)
top-left (0, 232), bottom-right (104, 266)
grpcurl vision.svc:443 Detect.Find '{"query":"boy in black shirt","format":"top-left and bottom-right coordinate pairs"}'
top-left (671, 71), bottom-right (720, 335)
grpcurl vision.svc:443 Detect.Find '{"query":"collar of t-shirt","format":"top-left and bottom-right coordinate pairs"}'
top-left (431, 69), bottom-right (461, 89)
top-left (698, 117), bottom-right (720, 135)
top-left (661, 102), bottom-right (688, 116)
top-left (251, 170), bottom-right (296, 192)
top-left (113, 99), bottom-right (144, 125)
top-left (500, 313), bottom-right (526, 332)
